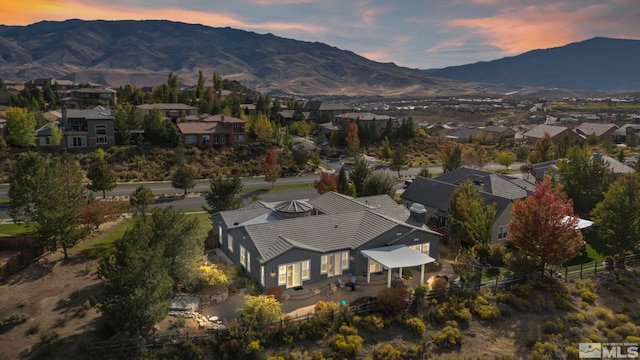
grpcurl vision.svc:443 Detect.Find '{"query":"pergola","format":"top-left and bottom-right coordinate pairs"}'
top-left (361, 244), bottom-right (436, 288)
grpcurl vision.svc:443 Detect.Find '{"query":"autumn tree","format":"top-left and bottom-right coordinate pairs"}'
top-left (349, 155), bottom-right (371, 196)
top-left (441, 143), bottom-right (462, 173)
top-left (389, 146), bottom-right (408, 177)
top-left (496, 152), bottom-right (516, 171)
top-left (202, 176), bottom-right (243, 215)
top-left (346, 121), bottom-right (360, 157)
top-left (448, 180), bottom-right (497, 254)
top-left (315, 172), bottom-right (337, 194)
top-left (262, 149), bottom-right (281, 188)
top-left (557, 146), bottom-right (615, 214)
top-left (508, 176), bottom-right (584, 271)
top-left (86, 149), bottom-right (117, 198)
top-left (250, 113), bottom-right (274, 145)
top-left (5, 107), bottom-right (36, 149)
top-left (590, 173), bottom-right (640, 255)
top-left (81, 201), bottom-right (127, 229)
top-left (528, 133), bottom-right (556, 164)
top-left (171, 165), bottom-right (196, 195)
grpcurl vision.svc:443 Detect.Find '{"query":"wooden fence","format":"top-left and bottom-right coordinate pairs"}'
top-left (0, 236), bottom-right (47, 281)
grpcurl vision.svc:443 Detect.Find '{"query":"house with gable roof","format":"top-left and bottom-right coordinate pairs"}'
top-left (575, 122), bottom-right (618, 140)
top-left (401, 167), bottom-right (535, 244)
top-left (36, 106), bottom-right (115, 148)
top-left (177, 114), bottom-right (247, 146)
top-left (212, 192), bottom-right (441, 290)
top-left (523, 124), bottom-right (581, 145)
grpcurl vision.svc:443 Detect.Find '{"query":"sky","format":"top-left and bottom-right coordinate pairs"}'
top-left (2, 0), bottom-right (639, 69)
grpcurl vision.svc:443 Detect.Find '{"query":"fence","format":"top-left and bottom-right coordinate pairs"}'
top-left (0, 236), bottom-right (47, 281)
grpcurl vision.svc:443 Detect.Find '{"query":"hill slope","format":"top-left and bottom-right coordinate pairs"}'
top-left (427, 37), bottom-right (640, 91)
top-left (0, 19), bottom-right (499, 97)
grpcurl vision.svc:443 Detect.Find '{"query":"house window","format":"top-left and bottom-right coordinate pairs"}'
top-left (69, 136), bottom-right (86, 147)
top-left (278, 265), bottom-right (286, 285)
top-left (234, 135), bottom-right (245, 143)
top-left (233, 124), bottom-right (244, 132)
top-left (185, 135), bottom-right (198, 145)
top-left (247, 251), bottom-right (251, 272)
top-left (321, 251), bottom-right (348, 277)
top-left (498, 226), bottom-right (508, 241)
top-left (278, 261), bottom-right (309, 288)
top-left (410, 243), bottom-right (431, 255)
top-left (96, 125), bottom-right (107, 144)
top-left (260, 266), bottom-right (265, 287)
top-left (202, 135), bottom-right (210, 145)
top-left (369, 260), bottom-right (382, 273)
top-left (240, 246), bottom-right (246, 267)
top-left (301, 260), bottom-right (310, 280)
top-left (214, 135), bottom-right (221, 144)
top-left (228, 233), bottom-right (233, 253)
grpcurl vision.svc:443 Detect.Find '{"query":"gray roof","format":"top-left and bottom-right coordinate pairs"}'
top-left (137, 103), bottom-right (197, 110)
top-left (335, 112), bottom-right (396, 121)
top-left (523, 124), bottom-right (571, 139)
top-left (52, 106), bottom-right (114, 120)
top-left (575, 123), bottom-right (618, 137)
top-left (601, 155), bottom-right (636, 174)
top-left (614, 124), bottom-right (640, 136)
top-left (220, 208), bottom-right (273, 227)
top-left (308, 192), bottom-right (368, 214)
top-left (434, 167), bottom-right (531, 200)
top-left (361, 244), bottom-right (435, 268)
top-left (480, 125), bottom-right (513, 134)
top-left (274, 200), bottom-right (313, 213)
top-left (445, 126), bottom-right (480, 140)
top-left (35, 121), bottom-right (60, 136)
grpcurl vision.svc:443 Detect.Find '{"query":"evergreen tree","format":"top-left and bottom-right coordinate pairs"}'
top-left (361, 172), bottom-right (396, 197)
top-left (171, 165), bottom-right (196, 195)
top-left (337, 166), bottom-right (348, 194)
top-left (379, 136), bottom-right (392, 161)
top-left (389, 146), bottom-right (408, 177)
top-left (202, 176), bottom-right (243, 215)
top-left (349, 156), bottom-right (371, 196)
top-left (86, 150), bottom-right (117, 198)
top-left (441, 143), bottom-right (462, 173)
top-left (9, 152), bottom-right (45, 225)
top-left (130, 185), bottom-right (156, 217)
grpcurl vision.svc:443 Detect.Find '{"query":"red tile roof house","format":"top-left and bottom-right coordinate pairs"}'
top-left (177, 114), bottom-right (247, 146)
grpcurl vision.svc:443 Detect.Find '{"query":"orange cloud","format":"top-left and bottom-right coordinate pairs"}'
top-left (0, 0), bottom-right (326, 35)
top-left (361, 48), bottom-right (392, 63)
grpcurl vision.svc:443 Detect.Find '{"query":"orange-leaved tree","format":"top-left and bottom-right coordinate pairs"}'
top-left (262, 149), bottom-right (281, 188)
top-left (345, 121), bottom-right (360, 157)
top-left (315, 172), bottom-right (337, 194)
top-left (508, 175), bottom-right (583, 272)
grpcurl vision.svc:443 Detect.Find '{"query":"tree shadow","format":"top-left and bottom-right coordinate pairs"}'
top-left (53, 282), bottom-right (103, 313)
top-left (2, 258), bottom-right (55, 285)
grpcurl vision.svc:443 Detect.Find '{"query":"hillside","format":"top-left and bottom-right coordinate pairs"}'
top-left (427, 37), bottom-right (640, 91)
top-left (0, 19), bottom-right (505, 98)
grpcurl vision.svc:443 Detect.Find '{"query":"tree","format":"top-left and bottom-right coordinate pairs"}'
top-left (349, 156), bottom-right (371, 196)
top-left (379, 136), bottom-right (392, 161)
top-left (345, 121), bottom-right (360, 157)
top-left (315, 172), bottom-right (337, 194)
top-left (144, 108), bottom-right (168, 145)
top-left (441, 143), bottom-right (462, 173)
top-left (515, 146), bottom-right (530, 163)
top-left (337, 166), bottom-right (349, 194)
top-left (557, 146), bottom-right (615, 214)
top-left (251, 113), bottom-right (274, 145)
top-left (49, 122), bottom-right (63, 145)
top-left (213, 73), bottom-right (223, 96)
top-left (35, 155), bottom-right (89, 258)
top-left (496, 152), bottom-right (516, 171)
top-left (262, 149), bottom-right (281, 188)
top-left (528, 133), bottom-right (556, 164)
top-left (389, 146), bottom-right (407, 177)
top-left (202, 176), bottom-right (243, 215)
top-left (508, 176), bottom-right (584, 271)
top-left (81, 200), bottom-right (127, 229)
top-left (448, 180), bottom-right (497, 252)
top-left (130, 185), bottom-right (155, 216)
top-left (590, 173), bottom-right (640, 255)
top-left (5, 107), bottom-right (36, 149)
top-left (291, 144), bottom-right (310, 167)
top-left (417, 168), bottom-right (431, 178)
top-left (171, 165), bottom-right (196, 195)
top-left (196, 70), bottom-right (205, 98)
top-left (86, 151), bottom-right (117, 198)
top-left (239, 295), bottom-right (282, 324)
top-left (361, 172), bottom-right (396, 197)
top-left (8, 152), bottom-right (45, 225)
top-left (98, 221), bottom-right (173, 336)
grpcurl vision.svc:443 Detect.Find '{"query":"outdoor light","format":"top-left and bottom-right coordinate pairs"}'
top-left (270, 271), bottom-right (276, 278)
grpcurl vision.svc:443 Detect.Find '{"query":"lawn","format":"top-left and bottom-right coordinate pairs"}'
top-left (0, 223), bottom-right (36, 235)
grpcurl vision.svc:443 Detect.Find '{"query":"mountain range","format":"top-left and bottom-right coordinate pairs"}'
top-left (0, 19), bottom-right (638, 98)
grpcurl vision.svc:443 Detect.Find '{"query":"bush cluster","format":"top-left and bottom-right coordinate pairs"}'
top-left (431, 320), bottom-right (463, 349)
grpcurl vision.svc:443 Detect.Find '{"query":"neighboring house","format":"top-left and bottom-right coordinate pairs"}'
top-left (575, 123), bottom-right (618, 140)
top-left (613, 124), bottom-right (640, 144)
top-left (0, 88), bottom-right (19, 105)
top-left (522, 124), bottom-right (581, 145)
top-left (60, 87), bottom-right (118, 108)
top-left (401, 167), bottom-right (534, 244)
top-left (444, 125), bottom-right (481, 143)
top-left (177, 114), bottom-right (247, 146)
top-left (478, 125), bottom-right (516, 144)
top-left (530, 153), bottom-right (635, 182)
top-left (292, 101), bottom-right (351, 123)
top-left (36, 106), bottom-right (115, 148)
top-left (212, 192), bottom-right (442, 290)
top-left (136, 103), bottom-right (198, 121)
top-left (333, 112), bottom-right (399, 137)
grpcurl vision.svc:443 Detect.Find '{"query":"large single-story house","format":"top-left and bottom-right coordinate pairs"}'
top-left (522, 124), bottom-right (581, 145)
top-left (478, 125), bottom-right (517, 144)
top-left (36, 106), bottom-right (115, 148)
top-left (401, 167), bottom-right (534, 243)
top-left (613, 124), bottom-right (640, 144)
top-left (212, 192), bottom-right (442, 290)
top-left (177, 114), bottom-right (247, 146)
top-left (575, 123), bottom-right (618, 140)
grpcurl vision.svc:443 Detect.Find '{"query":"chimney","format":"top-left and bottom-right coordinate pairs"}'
top-left (409, 203), bottom-right (427, 224)
top-left (220, 115), bottom-right (225, 122)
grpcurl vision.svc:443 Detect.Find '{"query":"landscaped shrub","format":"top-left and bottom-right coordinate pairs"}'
top-left (376, 287), bottom-right (411, 316)
top-left (473, 304), bottom-right (501, 320)
top-left (356, 314), bottom-right (384, 333)
top-left (511, 283), bottom-right (532, 297)
top-left (431, 320), bottom-right (462, 349)
top-left (330, 333), bottom-right (363, 357)
top-left (265, 287), bottom-right (284, 301)
top-left (404, 317), bottom-right (426, 337)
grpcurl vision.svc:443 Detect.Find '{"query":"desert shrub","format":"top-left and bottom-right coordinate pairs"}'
top-left (265, 287), bottom-right (284, 301)
top-left (2, 312), bottom-right (27, 328)
top-left (567, 312), bottom-right (586, 325)
top-left (530, 341), bottom-right (561, 360)
top-left (404, 317), bottom-right (426, 337)
top-left (595, 308), bottom-right (613, 321)
top-left (511, 283), bottom-right (532, 297)
top-left (429, 276), bottom-right (449, 290)
top-left (39, 330), bottom-right (60, 344)
top-left (541, 320), bottom-right (564, 335)
top-left (372, 343), bottom-right (403, 360)
top-left (432, 320), bottom-right (462, 349)
top-left (357, 314), bottom-right (384, 333)
top-left (330, 333), bottom-right (363, 357)
top-left (25, 322), bottom-right (40, 336)
top-left (575, 278), bottom-right (595, 292)
top-left (627, 335), bottom-right (640, 343)
top-left (474, 304), bottom-right (501, 320)
top-left (580, 290), bottom-right (597, 304)
top-left (614, 323), bottom-right (638, 338)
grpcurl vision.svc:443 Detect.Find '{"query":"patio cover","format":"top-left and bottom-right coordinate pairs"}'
top-left (361, 245), bottom-right (436, 288)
